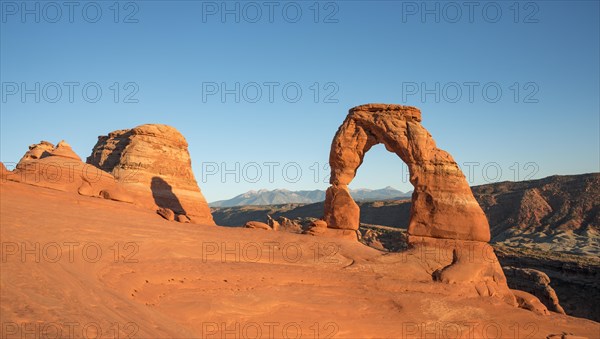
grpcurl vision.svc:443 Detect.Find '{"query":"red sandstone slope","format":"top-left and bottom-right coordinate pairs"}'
top-left (1, 180), bottom-right (599, 338)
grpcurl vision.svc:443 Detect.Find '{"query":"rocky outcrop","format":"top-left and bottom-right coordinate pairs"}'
top-left (266, 215), bottom-right (280, 231)
top-left (6, 141), bottom-right (133, 203)
top-left (408, 235), bottom-right (516, 305)
top-left (87, 124), bottom-right (215, 225)
top-left (323, 185), bottom-right (360, 231)
top-left (512, 289), bottom-right (550, 315)
top-left (496, 245), bottom-right (600, 321)
top-left (177, 214), bottom-right (191, 223)
top-left (0, 161), bottom-right (9, 178)
top-left (244, 221), bottom-right (272, 230)
top-left (157, 207), bottom-right (176, 221)
top-left (503, 266), bottom-right (565, 314)
top-left (304, 219), bottom-right (327, 235)
top-left (18, 140), bottom-right (55, 162)
top-left (51, 140), bottom-right (82, 161)
top-left (324, 104), bottom-right (489, 242)
top-left (323, 104), bottom-right (517, 305)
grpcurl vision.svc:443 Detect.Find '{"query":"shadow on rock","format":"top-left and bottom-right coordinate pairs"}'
top-left (151, 176), bottom-right (186, 215)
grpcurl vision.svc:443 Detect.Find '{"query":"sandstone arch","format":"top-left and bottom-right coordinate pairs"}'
top-left (323, 104), bottom-right (490, 242)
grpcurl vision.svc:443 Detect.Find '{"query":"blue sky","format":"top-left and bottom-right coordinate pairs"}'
top-left (1, 1), bottom-right (599, 202)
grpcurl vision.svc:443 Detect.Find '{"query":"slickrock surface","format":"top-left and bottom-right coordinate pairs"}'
top-left (1, 180), bottom-right (598, 338)
top-left (87, 124), bottom-right (214, 225)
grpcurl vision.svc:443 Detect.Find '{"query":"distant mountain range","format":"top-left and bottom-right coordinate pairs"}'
top-left (208, 186), bottom-right (412, 207)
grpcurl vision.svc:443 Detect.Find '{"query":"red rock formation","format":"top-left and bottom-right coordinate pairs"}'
top-left (0, 161), bottom-right (9, 178)
top-left (87, 124), bottom-right (215, 225)
top-left (323, 185), bottom-right (360, 230)
top-left (18, 140), bottom-right (55, 162)
top-left (244, 221), bottom-right (272, 230)
top-left (6, 141), bottom-right (133, 203)
top-left (157, 207), bottom-right (176, 221)
top-left (503, 266), bottom-right (566, 314)
top-left (512, 289), bottom-right (551, 315)
top-left (324, 104), bottom-right (490, 242)
top-left (323, 104), bottom-right (524, 305)
top-left (409, 235), bottom-right (517, 305)
top-left (51, 140), bottom-right (82, 161)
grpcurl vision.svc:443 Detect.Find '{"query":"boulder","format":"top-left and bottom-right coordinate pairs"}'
top-left (157, 207), bottom-right (175, 221)
top-left (512, 289), bottom-right (550, 316)
top-left (303, 219), bottom-right (329, 236)
top-left (244, 221), bottom-right (272, 230)
top-left (275, 216), bottom-right (303, 233)
top-left (176, 214), bottom-right (191, 223)
top-left (310, 220), bottom-right (327, 228)
top-left (87, 124), bottom-right (215, 225)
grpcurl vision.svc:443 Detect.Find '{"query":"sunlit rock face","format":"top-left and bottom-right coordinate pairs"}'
top-left (322, 104), bottom-right (517, 305)
top-left (87, 124), bottom-right (215, 225)
top-left (324, 104), bottom-right (489, 242)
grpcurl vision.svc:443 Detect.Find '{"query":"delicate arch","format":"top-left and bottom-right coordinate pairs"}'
top-left (323, 104), bottom-right (490, 242)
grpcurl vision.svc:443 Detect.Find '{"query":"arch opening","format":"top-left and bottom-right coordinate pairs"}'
top-left (347, 144), bottom-right (413, 229)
